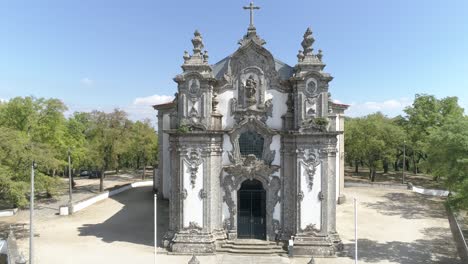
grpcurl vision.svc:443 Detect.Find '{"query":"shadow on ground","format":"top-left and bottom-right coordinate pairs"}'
top-left (77, 186), bottom-right (169, 247)
top-left (343, 227), bottom-right (460, 264)
top-left (363, 192), bottom-right (447, 219)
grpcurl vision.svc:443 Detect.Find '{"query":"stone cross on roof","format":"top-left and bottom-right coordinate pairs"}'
top-left (243, 1), bottom-right (260, 30)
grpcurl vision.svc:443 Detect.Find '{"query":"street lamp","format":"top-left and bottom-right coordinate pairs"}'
top-left (402, 140), bottom-right (406, 184)
top-left (68, 148), bottom-right (73, 206)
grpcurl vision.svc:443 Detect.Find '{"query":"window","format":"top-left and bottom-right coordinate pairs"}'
top-left (239, 131), bottom-right (264, 158)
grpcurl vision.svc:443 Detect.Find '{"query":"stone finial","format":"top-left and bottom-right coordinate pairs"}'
top-left (297, 50), bottom-right (305, 62)
top-left (301, 27), bottom-right (315, 56)
top-left (183, 51), bottom-right (190, 62)
top-left (191, 30), bottom-right (204, 56)
top-left (188, 254), bottom-right (200, 264)
top-left (203, 50), bottom-right (209, 63)
top-left (317, 49), bottom-right (323, 61)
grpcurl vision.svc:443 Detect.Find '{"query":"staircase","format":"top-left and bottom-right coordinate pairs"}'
top-left (217, 239), bottom-right (287, 255)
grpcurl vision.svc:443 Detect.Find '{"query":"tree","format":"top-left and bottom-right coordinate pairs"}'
top-left (345, 113), bottom-right (405, 181)
top-left (403, 94), bottom-right (464, 174)
top-left (426, 115), bottom-right (468, 209)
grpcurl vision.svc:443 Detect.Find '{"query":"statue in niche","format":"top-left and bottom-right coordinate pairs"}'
top-left (244, 75), bottom-right (257, 107)
top-left (189, 79), bottom-right (200, 95)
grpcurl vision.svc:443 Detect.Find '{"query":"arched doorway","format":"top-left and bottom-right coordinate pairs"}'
top-left (237, 179), bottom-right (266, 240)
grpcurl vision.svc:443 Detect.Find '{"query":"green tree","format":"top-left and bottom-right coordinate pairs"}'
top-left (426, 116), bottom-right (468, 209)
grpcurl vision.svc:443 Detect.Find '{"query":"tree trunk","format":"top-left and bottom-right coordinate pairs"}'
top-left (383, 159), bottom-right (389, 174)
top-left (412, 156), bottom-right (417, 174)
top-left (142, 164), bottom-right (146, 180)
top-left (99, 171), bottom-right (104, 192)
top-left (354, 160), bottom-right (359, 173)
top-left (370, 168), bottom-right (376, 182)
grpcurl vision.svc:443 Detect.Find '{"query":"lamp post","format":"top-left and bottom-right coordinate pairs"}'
top-left (402, 140), bottom-right (406, 184)
top-left (68, 148), bottom-right (73, 205)
top-left (30, 161), bottom-right (35, 264)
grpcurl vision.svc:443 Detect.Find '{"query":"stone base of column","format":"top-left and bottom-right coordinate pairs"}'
top-left (291, 233), bottom-right (338, 257)
top-left (337, 194), bottom-right (346, 204)
top-left (170, 231), bottom-right (216, 254)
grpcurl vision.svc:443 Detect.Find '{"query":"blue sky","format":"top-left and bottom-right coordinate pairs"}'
top-left (1, 0), bottom-right (467, 123)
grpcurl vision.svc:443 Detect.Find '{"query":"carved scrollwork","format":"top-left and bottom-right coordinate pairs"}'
top-left (297, 148), bottom-right (321, 190)
top-left (184, 148), bottom-right (203, 188)
top-left (199, 189), bottom-right (207, 199)
top-left (299, 223), bottom-right (320, 236)
top-left (298, 191), bottom-right (304, 202)
top-left (318, 191), bottom-right (324, 201)
top-left (181, 188), bottom-right (188, 200)
top-left (224, 154), bottom-right (279, 182)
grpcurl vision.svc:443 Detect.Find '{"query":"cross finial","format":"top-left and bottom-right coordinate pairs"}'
top-left (243, 1), bottom-right (260, 30)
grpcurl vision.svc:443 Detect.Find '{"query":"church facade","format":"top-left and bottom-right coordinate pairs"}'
top-left (154, 7), bottom-right (348, 257)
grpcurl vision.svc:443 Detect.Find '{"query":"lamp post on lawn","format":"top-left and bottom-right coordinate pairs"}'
top-left (30, 161), bottom-right (35, 264)
top-left (402, 140), bottom-right (406, 184)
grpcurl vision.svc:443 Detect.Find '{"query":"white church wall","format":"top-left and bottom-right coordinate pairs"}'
top-left (265, 90), bottom-right (288, 130)
top-left (300, 163), bottom-right (322, 230)
top-left (218, 90), bottom-right (235, 130)
top-left (222, 134), bottom-right (233, 166)
top-left (182, 160), bottom-right (204, 228)
top-left (162, 113), bottom-right (171, 199)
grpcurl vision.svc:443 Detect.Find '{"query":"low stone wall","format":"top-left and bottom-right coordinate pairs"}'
top-left (0, 208), bottom-right (18, 218)
top-left (345, 182), bottom-right (450, 197)
top-left (344, 182), bottom-right (408, 189)
top-left (447, 207), bottom-right (468, 263)
top-left (60, 180), bottom-right (153, 215)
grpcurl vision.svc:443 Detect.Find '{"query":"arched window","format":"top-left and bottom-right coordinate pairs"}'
top-left (239, 131), bottom-right (264, 158)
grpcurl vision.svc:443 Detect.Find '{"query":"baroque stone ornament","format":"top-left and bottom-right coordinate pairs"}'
top-left (318, 191), bottom-right (324, 201)
top-left (300, 224), bottom-right (320, 236)
top-left (199, 189), bottom-right (207, 199)
top-left (185, 148), bottom-right (203, 188)
top-left (298, 191), bottom-right (304, 202)
top-left (244, 74), bottom-right (257, 108)
top-left (188, 255), bottom-right (200, 264)
top-left (297, 148), bottom-right (321, 190)
top-left (224, 154), bottom-right (279, 182)
top-left (181, 188), bottom-right (188, 200)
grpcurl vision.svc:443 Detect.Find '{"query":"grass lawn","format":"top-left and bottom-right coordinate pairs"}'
top-left (345, 166), bottom-right (446, 190)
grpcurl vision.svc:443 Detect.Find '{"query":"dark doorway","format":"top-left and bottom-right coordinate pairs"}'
top-left (237, 179), bottom-right (266, 239)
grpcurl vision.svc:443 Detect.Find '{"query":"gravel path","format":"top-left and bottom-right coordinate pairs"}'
top-left (0, 185), bottom-right (461, 264)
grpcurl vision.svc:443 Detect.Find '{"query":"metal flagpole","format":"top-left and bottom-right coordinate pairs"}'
top-left (154, 193), bottom-right (157, 264)
top-left (354, 198), bottom-right (358, 264)
top-left (30, 161), bottom-right (35, 264)
top-left (402, 140), bottom-right (406, 184)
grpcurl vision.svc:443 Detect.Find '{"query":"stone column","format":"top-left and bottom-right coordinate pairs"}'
top-left (281, 136), bottom-right (296, 240)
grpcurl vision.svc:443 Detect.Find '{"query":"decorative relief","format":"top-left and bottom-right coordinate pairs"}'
top-left (297, 148), bottom-right (321, 190)
top-left (298, 191), bottom-right (304, 202)
top-left (224, 154), bottom-right (279, 182)
top-left (198, 189), bottom-right (207, 199)
top-left (182, 221), bottom-right (203, 234)
top-left (299, 223), bottom-right (320, 236)
top-left (181, 188), bottom-right (188, 200)
top-left (318, 191), bottom-right (324, 201)
top-left (184, 148), bottom-right (203, 188)
top-left (244, 74), bottom-right (258, 108)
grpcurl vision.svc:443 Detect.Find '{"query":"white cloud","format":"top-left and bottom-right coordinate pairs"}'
top-left (0, 98), bottom-right (6, 103)
top-left (80, 77), bottom-right (94, 86)
top-left (133, 94), bottom-right (174, 106)
top-left (345, 97), bottom-right (412, 117)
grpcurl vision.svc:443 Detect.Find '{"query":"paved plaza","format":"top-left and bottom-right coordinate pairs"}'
top-left (0, 186), bottom-right (460, 264)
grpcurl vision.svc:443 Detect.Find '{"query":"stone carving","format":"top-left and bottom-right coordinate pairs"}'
top-left (189, 79), bottom-right (200, 95)
top-left (228, 116), bottom-right (276, 164)
top-left (300, 224), bottom-right (320, 236)
top-left (188, 221), bottom-right (202, 230)
top-left (244, 75), bottom-right (257, 108)
top-left (222, 175), bottom-right (237, 230)
top-left (188, 255), bottom-right (200, 264)
top-left (297, 148), bottom-right (321, 190)
top-left (185, 149), bottom-right (203, 188)
top-left (181, 188), bottom-right (188, 200)
top-left (318, 191), bottom-right (324, 201)
top-left (298, 191), bottom-right (304, 202)
top-left (199, 189), bottom-right (207, 199)
top-left (224, 154), bottom-right (279, 182)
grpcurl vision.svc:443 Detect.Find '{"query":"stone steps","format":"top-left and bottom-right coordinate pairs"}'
top-left (217, 239), bottom-right (287, 255)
